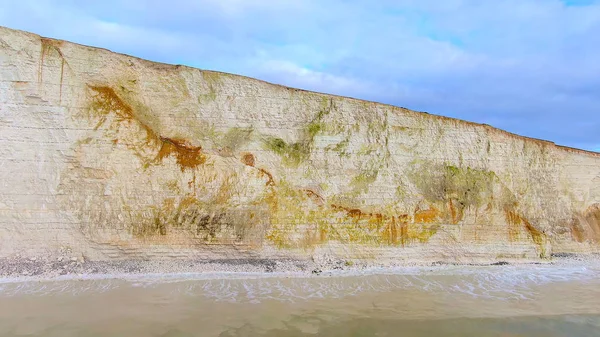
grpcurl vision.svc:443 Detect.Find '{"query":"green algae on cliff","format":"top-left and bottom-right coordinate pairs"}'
top-left (409, 162), bottom-right (495, 208)
top-left (220, 127), bottom-right (254, 154)
top-left (262, 136), bottom-right (310, 167)
top-left (261, 102), bottom-right (333, 167)
top-left (407, 161), bottom-right (496, 223)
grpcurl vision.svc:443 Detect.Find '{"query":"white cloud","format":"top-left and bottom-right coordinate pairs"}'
top-left (251, 59), bottom-right (372, 97)
top-left (1, 0), bottom-right (599, 150)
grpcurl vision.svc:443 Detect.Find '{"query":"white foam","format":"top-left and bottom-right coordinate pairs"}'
top-left (1, 262), bottom-right (599, 302)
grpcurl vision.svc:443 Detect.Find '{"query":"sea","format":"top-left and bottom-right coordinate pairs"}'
top-left (1, 262), bottom-right (599, 336)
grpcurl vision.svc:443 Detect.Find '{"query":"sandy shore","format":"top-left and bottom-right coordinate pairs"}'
top-left (2, 252), bottom-right (599, 282)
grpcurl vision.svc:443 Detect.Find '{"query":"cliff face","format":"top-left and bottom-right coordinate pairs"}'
top-left (1, 26), bottom-right (599, 264)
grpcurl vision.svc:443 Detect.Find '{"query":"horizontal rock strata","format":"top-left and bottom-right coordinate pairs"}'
top-left (1, 26), bottom-right (599, 265)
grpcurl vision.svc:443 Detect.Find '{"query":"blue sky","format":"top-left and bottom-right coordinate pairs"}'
top-left (1, 0), bottom-right (599, 151)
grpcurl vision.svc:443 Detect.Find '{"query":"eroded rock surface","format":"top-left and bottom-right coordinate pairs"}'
top-left (1, 26), bottom-right (599, 265)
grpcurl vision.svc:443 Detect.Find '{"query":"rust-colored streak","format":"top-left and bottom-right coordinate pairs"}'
top-left (90, 86), bottom-right (133, 116)
top-left (388, 216), bottom-right (398, 244)
top-left (157, 136), bottom-right (206, 172)
top-left (504, 208), bottom-right (546, 256)
top-left (330, 203), bottom-right (431, 245)
top-left (584, 204), bottom-right (600, 242)
top-left (522, 218), bottom-right (544, 248)
top-left (281, 201), bottom-right (439, 247)
top-left (303, 189), bottom-right (325, 206)
top-left (331, 204), bottom-right (365, 220)
top-left (241, 153), bottom-right (255, 167)
top-left (448, 199), bottom-right (457, 224)
top-left (59, 58), bottom-right (64, 104)
top-left (393, 214), bottom-right (410, 247)
top-left (88, 86), bottom-right (207, 173)
top-left (258, 168), bottom-right (275, 186)
top-left (504, 209), bottom-right (522, 241)
top-left (348, 209), bottom-right (362, 218)
top-left (414, 208), bottom-right (439, 224)
top-left (39, 38), bottom-right (67, 96)
top-left (89, 86), bottom-right (162, 148)
top-left (447, 199), bottom-right (463, 224)
top-left (89, 85), bottom-right (140, 132)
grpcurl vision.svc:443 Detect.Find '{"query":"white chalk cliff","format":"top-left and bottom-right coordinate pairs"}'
top-left (1, 26), bottom-right (599, 264)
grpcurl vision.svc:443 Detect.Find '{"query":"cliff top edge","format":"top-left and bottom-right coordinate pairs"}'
top-left (1, 25), bottom-right (598, 157)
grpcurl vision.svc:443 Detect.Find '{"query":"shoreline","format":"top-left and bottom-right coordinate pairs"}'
top-left (1, 253), bottom-right (598, 284)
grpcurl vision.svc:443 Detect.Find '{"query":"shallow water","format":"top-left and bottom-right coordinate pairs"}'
top-left (1, 263), bottom-right (599, 336)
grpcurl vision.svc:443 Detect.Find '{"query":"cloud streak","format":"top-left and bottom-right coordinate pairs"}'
top-left (1, 0), bottom-right (599, 150)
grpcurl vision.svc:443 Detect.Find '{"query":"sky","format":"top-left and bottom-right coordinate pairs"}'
top-left (1, 0), bottom-right (599, 151)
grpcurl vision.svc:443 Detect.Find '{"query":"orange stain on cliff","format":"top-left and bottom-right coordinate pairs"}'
top-left (448, 199), bottom-right (457, 223)
top-left (571, 204), bottom-right (600, 243)
top-left (303, 189), bottom-right (325, 206)
top-left (383, 216), bottom-right (399, 245)
top-left (414, 207), bottom-right (439, 223)
top-left (241, 153), bottom-right (255, 167)
top-left (366, 213), bottom-right (385, 234)
top-left (390, 217), bottom-right (398, 244)
top-left (90, 86), bottom-right (135, 118)
top-left (447, 199), bottom-right (463, 224)
top-left (329, 203), bottom-right (435, 245)
top-left (585, 204), bottom-right (600, 242)
top-left (522, 218), bottom-right (544, 251)
top-left (39, 38), bottom-right (66, 91)
top-left (258, 168), bottom-right (275, 186)
top-left (89, 86), bottom-right (207, 173)
top-left (239, 152), bottom-right (275, 187)
top-left (504, 209), bottom-right (523, 241)
top-left (331, 204), bottom-right (365, 220)
top-left (156, 137), bottom-right (206, 172)
top-left (89, 86), bottom-right (161, 146)
top-left (504, 208), bottom-right (546, 256)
